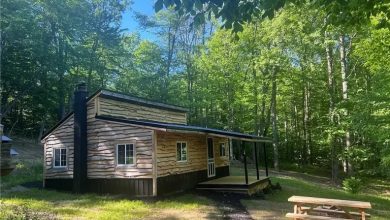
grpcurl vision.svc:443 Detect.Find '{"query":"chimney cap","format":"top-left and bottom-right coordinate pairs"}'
top-left (76, 82), bottom-right (87, 92)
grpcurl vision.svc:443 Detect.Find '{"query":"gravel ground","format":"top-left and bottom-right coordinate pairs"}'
top-left (197, 191), bottom-right (264, 220)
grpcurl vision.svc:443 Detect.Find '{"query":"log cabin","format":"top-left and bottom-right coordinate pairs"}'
top-left (41, 83), bottom-right (271, 197)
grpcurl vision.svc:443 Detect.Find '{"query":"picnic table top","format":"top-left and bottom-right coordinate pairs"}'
top-left (288, 196), bottom-right (372, 209)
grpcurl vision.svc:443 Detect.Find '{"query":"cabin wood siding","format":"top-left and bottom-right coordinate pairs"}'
top-left (87, 115), bottom-right (154, 179)
top-left (44, 115), bottom-right (74, 179)
top-left (213, 137), bottom-right (230, 168)
top-left (98, 97), bottom-right (187, 124)
top-left (156, 131), bottom-right (229, 177)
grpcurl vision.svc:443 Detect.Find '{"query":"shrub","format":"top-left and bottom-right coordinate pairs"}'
top-left (342, 176), bottom-right (363, 194)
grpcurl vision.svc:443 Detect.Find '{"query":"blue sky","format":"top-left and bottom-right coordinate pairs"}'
top-left (120, 0), bottom-right (156, 40)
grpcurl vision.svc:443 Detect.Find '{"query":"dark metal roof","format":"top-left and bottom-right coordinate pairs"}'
top-left (1, 135), bottom-right (12, 142)
top-left (98, 89), bottom-right (188, 113)
top-left (10, 148), bottom-right (19, 156)
top-left (96, 115), bottom-right (271, 142)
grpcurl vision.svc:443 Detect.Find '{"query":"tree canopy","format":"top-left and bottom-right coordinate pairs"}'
top-left (2, 0), bottom-right (390, 179)
top-left (154, 0), bottom-right (390, 32)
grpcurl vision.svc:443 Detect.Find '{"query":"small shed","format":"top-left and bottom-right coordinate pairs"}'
top-left (1, 135), bottom-right (16, 176)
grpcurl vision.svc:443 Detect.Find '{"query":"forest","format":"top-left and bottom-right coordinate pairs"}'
top-left (2, 0), bottom-right (390, 182)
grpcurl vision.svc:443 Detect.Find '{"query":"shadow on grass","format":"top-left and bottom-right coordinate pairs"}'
top-left (1, 188), bottom-right (219, 219)
top-left (1, 159), bottom-right (43, 191)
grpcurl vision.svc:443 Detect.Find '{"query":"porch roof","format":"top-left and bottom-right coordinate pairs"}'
top-left (95, 115), bottom-right (271, 142)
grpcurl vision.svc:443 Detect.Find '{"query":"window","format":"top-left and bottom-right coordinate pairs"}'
top-left (177, 142), bottom-right (187, 162)
top-left (220, 143), bottom-right (227, 157)
top-left (117, 144), bottom-right (135, 165)
top-left (54, 148), bottom-right (67, 168)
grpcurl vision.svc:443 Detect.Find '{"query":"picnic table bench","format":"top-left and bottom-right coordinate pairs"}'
top-left (285, 196), bottom-right (372, 220)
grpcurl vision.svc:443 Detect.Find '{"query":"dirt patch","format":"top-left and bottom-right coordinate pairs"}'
top-left (198, 191), bottom-right (256, 220)
top-left (145, 207), bottom-right (219, 220)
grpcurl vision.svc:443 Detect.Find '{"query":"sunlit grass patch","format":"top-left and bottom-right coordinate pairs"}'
top-left (1, 188), bottom-right (217, 219)
top-left (266, 176), bottom-right (390, 219)
top-left (1, 189), bottom-right (151, 219)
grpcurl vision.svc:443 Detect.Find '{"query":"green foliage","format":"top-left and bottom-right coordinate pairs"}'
top-left (1, 0), bottom-right (130, 136)
top-left (155, 0), bottom-right (390, 32)
top-left (2, 0), bottom-right (390, 181)
top-left (342, 177), bottom-right (363, 194)
top-left (1, 160), bottom-right (43, 190)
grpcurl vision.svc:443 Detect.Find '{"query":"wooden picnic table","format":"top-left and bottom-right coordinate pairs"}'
top-left (286, 196), bottom-right (372, 220)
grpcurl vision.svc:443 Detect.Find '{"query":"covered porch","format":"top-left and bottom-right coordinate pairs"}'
top-left (198, 139), bottom-right (272, 195)
top-left (197, 176), bottom-right (270, 195)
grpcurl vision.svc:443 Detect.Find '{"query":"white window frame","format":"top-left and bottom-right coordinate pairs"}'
top-left (219, 142), bottom-right (227, 157)
top-left (176, 141), bottom-right (188, 162)
top-left (53, 147), bottom-right (67, 168)
top-left (116, 142), bottom-right (136, 167)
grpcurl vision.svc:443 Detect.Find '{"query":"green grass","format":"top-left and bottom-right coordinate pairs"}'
top-left (1, 189), bottom-right (216, 219)
top-left (278, 162), bottom-right (330, 177)
top-left (1, 159), bottom-right (42, 190)
top-left (1, 159), bottom-right (217, 219)
top-left (3, 158), bottom-right (390, 219)
top-left (239, 172), bottom-right (390, 219)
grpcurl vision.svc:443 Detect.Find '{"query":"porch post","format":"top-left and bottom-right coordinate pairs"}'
top-left (243, 141), bottom-right (248, 185)
top-left (254, 142), bottom-right (259, 180)
top-left (263, 142), bottom-right (269, 177)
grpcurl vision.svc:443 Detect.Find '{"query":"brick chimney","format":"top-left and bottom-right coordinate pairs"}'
top-left (73, 82), bottom-right (88, 193)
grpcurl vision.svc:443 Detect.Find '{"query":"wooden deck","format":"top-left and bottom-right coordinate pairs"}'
top-left (196, 176), bottom-right (270, 195)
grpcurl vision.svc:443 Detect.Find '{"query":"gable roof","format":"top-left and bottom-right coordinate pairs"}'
top-left (96, 115), bottom-right (271, 142)
top-left (41, 112), bottom-right (74, 141)
top-left (91, 89), bottom-right (188, 113)
top-left (42, 89), bottom-right (189, 141)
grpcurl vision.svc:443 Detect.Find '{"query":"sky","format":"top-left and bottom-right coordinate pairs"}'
top-left (120, 0), bottom-right (156, 40)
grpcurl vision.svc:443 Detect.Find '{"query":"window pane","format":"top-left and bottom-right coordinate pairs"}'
top-left (207, 138), bottom-right (213, 158)
top-left (118, 145), bottom-right (125, 164)
top-left (181, 143), bottom-right (187, 160)
top-left (61, 149), bottom-right (67, 166)
top-left (221, 143), bottom-right (225, 156)
top-left (54, 149), bottom-right (60, 167)
top-left (177, 143), bottom-right (181, 161)
top-left (126, 144), bottom-right (134, 164)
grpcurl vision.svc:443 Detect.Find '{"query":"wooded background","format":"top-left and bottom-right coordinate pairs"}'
top-left (2, 0), bottom-right (390, 180)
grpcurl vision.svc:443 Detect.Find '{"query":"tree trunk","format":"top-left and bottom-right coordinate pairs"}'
top-left (271, 67), bottom-right (279, 171)
top-left (57, 37), bottom-right (66, 120)
top-left (339, 34), bottom-right (351, 175)
top-left (302, 80), bottom-right (310, 164)
top-left (325, 31), bottom-right (338, 183)
top-left (260, 67), bottom-right (270, 137)
top-left (163, 27), bottom-right (177, 102)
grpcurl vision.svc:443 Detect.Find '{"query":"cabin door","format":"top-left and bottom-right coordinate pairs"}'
top-left (207, 138), bottom-right (216, 177)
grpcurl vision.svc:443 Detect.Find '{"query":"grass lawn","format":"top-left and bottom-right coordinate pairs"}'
top-left (2, 143), bottom-right (390, 219)
top-left (1, 154), bottom-right (220, 219)
top-left (233, 167), bottom-right (390, 219)
top-left (1, 189), bottom-right (220, 219)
